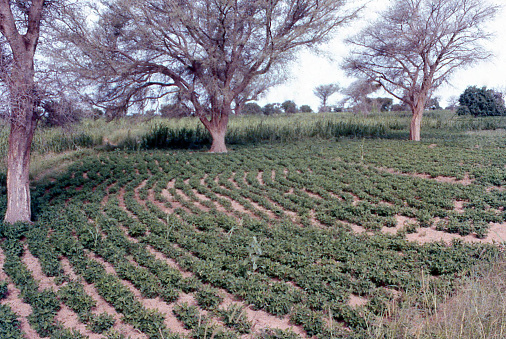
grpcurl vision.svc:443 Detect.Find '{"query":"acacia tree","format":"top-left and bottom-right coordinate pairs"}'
top-left (314, 83), bottom-right (340, 112)
top-left (49, 0), bottom-right (358, 152)
top-left (0, 0), bottom-right (59, 223)
top-left (344, 0), bottom-right (498, 141)
top-left (341, 79), bottom-right (380, 113)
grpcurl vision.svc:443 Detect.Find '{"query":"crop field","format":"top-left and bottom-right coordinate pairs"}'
top-left (1, 136), bottom-right (506, 338)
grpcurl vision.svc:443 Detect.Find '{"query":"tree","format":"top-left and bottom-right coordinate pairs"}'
top-left (314, 83), bottom-right (340, 112)
top-left (457, 86), bottom-right (505, 116)
top-left (341, 79), bottom-right (381, 113)
top-left (241, 102), bottom-right (263, 115)
top-left (445, 95), bottom-right (459, 110)
top-left (425, 97), bottom-right (442, 111)
top-left (281, 100), bottom-right (298, 114)
top-left (0, 0), bottom-right (60, 223)
top-left (50, 0), bottom-right (358, 153)
top-left (262, 103), bottom-right (283, 116)
top-left (299, 105), bottom-right (313, 113)
top-left (344, 0), bottom-right (498, 141)
top-left (160, 103), bottom-right (192, 119)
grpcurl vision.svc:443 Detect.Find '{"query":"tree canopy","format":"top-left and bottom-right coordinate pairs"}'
top-left (344, 0), bottom-right (498, 140)
top-left (50, 0), bottom-right (359, 152)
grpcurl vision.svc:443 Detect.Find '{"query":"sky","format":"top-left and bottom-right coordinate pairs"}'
top-left (257, 0), bottom-right (506, 111)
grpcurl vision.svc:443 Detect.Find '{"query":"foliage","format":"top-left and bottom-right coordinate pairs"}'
top-left (262, 104), bottom-right (283, 116)
top-left (88, 313), bottom-right (115, 334)
top-left (242, 103), bottom-right (263, 116)
top-left (0, 280), bottom-right (8, 299)
top-left (0, 304), bottom-right (24, 339)
top-left (1, 128), bottom-right (506, 338)
top-left (299, 105), bottom-right (313, 113)
top-left (196, 285), bottom-right (224, 310)
top-left (255, 328), bottom-right (301, 339)
top-left (281, 101), bottom-right (298, 114)
top-left (457, 86), bottom-right (506, 117)
top-left (217, 304), bottom-right (252, 334)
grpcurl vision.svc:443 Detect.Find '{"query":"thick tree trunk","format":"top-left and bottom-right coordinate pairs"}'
top-left (200, 110), bottom-right (229, 153)
top-left (209, 127), bottom-right (227, 153)
top-left (410, 107), bottom-right (423, 141)
top-left (5, 120), bottom-right (36, 223)
top-left (0, 0), bottom-right (43, 224)
top-left (4, 63), bottom-right (37, 224)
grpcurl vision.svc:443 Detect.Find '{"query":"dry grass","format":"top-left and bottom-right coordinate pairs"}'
top-left (366, 254), bottom-right (506, 339)
top-left (29, 149), bottom-right (95, 183)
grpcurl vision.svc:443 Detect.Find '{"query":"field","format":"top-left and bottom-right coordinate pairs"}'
top-left (1, 112), bottom-right (506, 338)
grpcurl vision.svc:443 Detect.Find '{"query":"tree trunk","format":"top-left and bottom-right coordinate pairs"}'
top-left (5, 120), bottom-right (36, 224)
top-left (209, 127), bottom-right (227, 153)
top-left (0, 1), bottom-right (43, 224)
top-left (4, 63), bottom-right (37, 224)
top-left (198, 105), bottom-right (230, 153)
top-left (410, 107), bottom-right (423, 141)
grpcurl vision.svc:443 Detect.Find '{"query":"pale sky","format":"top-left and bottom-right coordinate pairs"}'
top-left (258, 0), bottom-right (506, 110)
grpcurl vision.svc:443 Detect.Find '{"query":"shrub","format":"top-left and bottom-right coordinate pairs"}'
top-left (255, 328), bottom-right (302, 339)
top-left (458, 86), bottom-right (505, 117)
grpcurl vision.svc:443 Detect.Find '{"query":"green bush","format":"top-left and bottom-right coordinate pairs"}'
top-left (458, 86), bottom-right (505, 117)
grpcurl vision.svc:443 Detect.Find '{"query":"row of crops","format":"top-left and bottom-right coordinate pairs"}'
top-left (1, 139), bottom-right (506, 338)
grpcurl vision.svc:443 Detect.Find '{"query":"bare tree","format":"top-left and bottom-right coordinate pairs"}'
top-left (341, 79), bottom-right (380, 113)
top-left (344, 0), bottom-right (498, 140)
top-left (314, 83), bottom-right (340, 112)
top-left (233, 69), bottom-right (286, 116)
top-left (48, 0), bottom-right (359, 152)
top-left (0, 0), bottom-right (62, 223)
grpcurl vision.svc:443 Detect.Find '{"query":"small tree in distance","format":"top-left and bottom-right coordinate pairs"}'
top-left (344, 0), bottom-right (498, 141)
top-left (300, 105), bottom-right (313, 113)
top-left (281, 100), bottom-right (298, 114)
top-left (314, 83), bottom-right (340, 112)
top-left (241, 103), bottom-right (263, 116)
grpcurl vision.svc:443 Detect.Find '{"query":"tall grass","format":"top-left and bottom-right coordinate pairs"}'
top-left (1, 111), bottom-right (505, 160)
top-left (365, 254), bottom-right (506, 339)
top-left (137, 114), bottom-right (407, 150)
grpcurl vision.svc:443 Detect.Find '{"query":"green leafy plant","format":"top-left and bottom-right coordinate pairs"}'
top-left (217, 303), bottom-right (252, 334)
top-left (0, 280), bottom-right (8, 299)
top-left (196, 285), bottom-right (224, 310)
top-left (88, 312), bottom-right (115, 334)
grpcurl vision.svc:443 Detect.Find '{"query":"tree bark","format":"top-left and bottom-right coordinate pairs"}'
top-left (0, 0), bottom-right (44, 223)
top-left (5, 121), bottom-right (36, 223)
top-left (201, 113), bottom-right (229, 153)
top-left (5, 66), bottom-right (38, 223)
top-left (410, 107), bottom-right (423, 141)
top-left (209, 128), bottom-right (228, 153)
